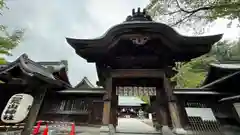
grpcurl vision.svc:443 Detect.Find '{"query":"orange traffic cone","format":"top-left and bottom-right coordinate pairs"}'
top-left (33, 120), bottom-right (42, 135)
top-left (42, 124), bottom-right (48, 135)
top-left (69, 123), bottom-right (75, 135)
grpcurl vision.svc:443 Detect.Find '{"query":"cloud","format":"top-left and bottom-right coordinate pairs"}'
top-left (0, 0), bottom-right (148, 86)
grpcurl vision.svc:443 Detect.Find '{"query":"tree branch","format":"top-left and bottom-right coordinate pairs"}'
top-left (175, 0), bottom-right (240, 14)
top-left (163, 9), bottom-right (181, 15)
top-left (171, 12), bottom-right (195, 27)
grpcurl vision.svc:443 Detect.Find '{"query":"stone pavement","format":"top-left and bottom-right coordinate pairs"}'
top-left (140, 118), bottom-right (154, 127)
top-left (115, 118), bottom-right (160, 134)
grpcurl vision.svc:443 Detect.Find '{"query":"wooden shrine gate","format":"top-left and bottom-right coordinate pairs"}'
top-left (66, 7), bottom-right (222, 134)
top-left (101, 69), bottom-right (184, 131)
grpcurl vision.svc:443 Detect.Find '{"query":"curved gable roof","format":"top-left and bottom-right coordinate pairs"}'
top-left (0, 54), bottom-right (72, 88)
top-left (75, 77), bottom-right (95, 88)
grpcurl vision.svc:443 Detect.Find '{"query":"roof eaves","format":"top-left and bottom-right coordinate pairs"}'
top-left (201, 71), bottom-right (240, 89)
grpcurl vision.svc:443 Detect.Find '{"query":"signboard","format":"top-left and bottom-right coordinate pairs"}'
top-left (116, 86), bottom-right (156, 96)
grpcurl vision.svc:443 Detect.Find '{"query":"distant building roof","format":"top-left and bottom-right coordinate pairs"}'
top-left (57, 88), bottom-right (105, 94)
top-left (211, 63), bottom-right (240, 69)
top-left (201, 63), bottom-right (240, 94)
top-left (75, 77), bottom-right (95, 88)
top-left (118, 96), bottom-right (146, 106)
top-left (38, 60), bottom-right (68, 72)
top-left (0, 60), bottom-right (68, 73)
top-left (0, 54), bottom-right (71, 88)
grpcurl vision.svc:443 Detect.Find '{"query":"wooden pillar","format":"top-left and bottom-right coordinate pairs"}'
top-left (163, 74), bottom-right (186, 134)
top-left (155, 87), bottom-right (168, 126)
top-left (21, 86), bottom-right (47, 135)
top-left (110, 93), bottom-right (118, 128)
top-left (178, 99), bottom-right (189, 128)
top-left (102, 77), bottom-right (112, 125)
top-left (102, 101), bottom-right (111, 124)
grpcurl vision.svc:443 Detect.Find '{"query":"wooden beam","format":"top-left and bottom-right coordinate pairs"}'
top-left (111, 69), bottom-right (163, 78)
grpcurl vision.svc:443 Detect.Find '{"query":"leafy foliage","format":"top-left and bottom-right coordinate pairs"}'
top-left (146, 0), bottom-right (240, 88)
top-left (0, 0), bottom-right (6, 14)
top-left (0, 25), bottom-right (24, 56)
top-left (0, 57), bottom-right (6, 64)
top-left (212, 39), bottom-right (240, 61)
top-left (139, 96), bottom-right (150, 104)
top-left (211, 0), bottom-right (240, 21)
top-left (146, 0), bottom-right (240, 33)
top-left (172, 55), bottom-right (217, 88)
top-left (0, 57), bottom-right (5, 83)
top-left (0, 0), bottom-right (24, 83)
top-left (172, 39), bottom-right (240, 88)
top-left (0, 0), bottom-right (24, 59)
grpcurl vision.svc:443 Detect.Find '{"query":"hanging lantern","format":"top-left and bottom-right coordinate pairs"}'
top-left (1, 93), bottom-right (34, 123)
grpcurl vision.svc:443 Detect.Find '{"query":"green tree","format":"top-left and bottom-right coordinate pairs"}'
top-left (0, 57), bottom-right (6, 64)
top-left (146, 0), bottom-right (240, 88)
top-left (0, 0), bottom-right (24, 63)
top-left (171, 40), bottom-right (240, 88)
top-left (0, 0), bottom-right (6, 13)
top-left (211, 40), bottom-right (232, 61)
top-left (0, 25), bottom-right (24, 56)
top-left (172, 55), bottom-right (217, 88)
top-left (211, 39), bottom-right (240, 62)
top-left (139, 96), bottom-right (150, 104)
top-left (146, 0), bottom-right (240, 33)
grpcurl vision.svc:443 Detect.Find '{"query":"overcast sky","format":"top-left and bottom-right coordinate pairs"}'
top-left (0, 0), bottom-right (239, 86)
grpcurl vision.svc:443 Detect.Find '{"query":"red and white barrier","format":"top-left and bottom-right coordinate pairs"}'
top-left (0, 120), bottom-right (76, 135)
top-left (33, 120), bottom-right (75, 135)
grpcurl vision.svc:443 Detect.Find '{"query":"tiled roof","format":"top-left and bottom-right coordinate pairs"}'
top-left (0, 54), bottom-right (71, 88)
top-left (74, 77), bottom-right (95, 88)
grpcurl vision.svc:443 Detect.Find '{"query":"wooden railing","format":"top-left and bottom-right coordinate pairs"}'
top-left (39, 98), bottom-right (104, 125)
top-left (42, 99), bottom-right (90, 115)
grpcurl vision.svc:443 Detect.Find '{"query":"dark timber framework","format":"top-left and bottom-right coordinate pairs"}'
top-left (66, 8), bottom-right (223, 130)
top-left (0, 54), bottom-right (72, 135)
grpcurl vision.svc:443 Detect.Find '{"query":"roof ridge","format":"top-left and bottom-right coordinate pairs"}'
top-left (82, 76), bottom-right (95, 88)
top-left (74, 76), bottom-right (95, 88)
